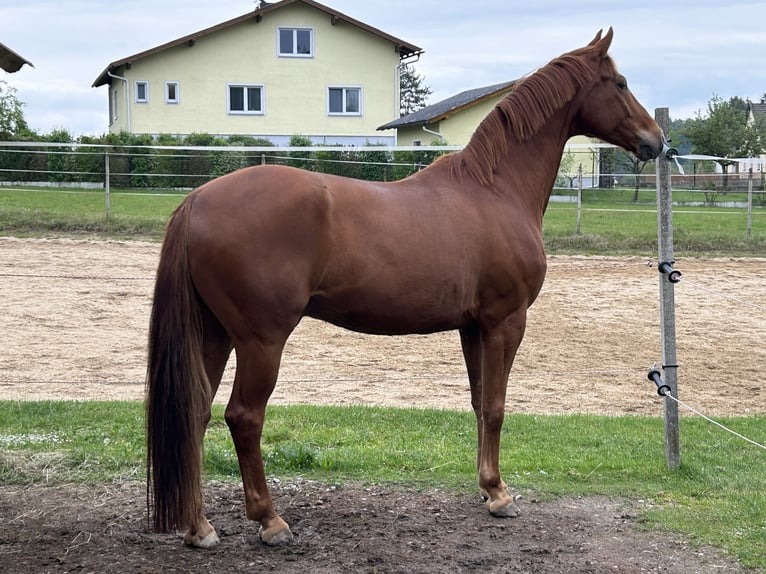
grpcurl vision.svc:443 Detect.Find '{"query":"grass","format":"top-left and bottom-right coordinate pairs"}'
top-left (0, 187), bottom-right (182, 240)
top-left (0, 185), bottom-right (764, 254)
top-left (0, 401), bottom-right (764, 568)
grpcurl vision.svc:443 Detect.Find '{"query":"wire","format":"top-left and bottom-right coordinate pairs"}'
top-left (663, 393), bottom-right (766, 452)
top-left (680, 278), bottom-right (766, 312)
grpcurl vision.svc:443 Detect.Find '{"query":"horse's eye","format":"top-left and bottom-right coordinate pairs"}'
top-left (617, 79), bottom-right (628, 91)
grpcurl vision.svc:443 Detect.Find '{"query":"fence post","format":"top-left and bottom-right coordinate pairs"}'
top-left (655, 107), bottom-right (680, 471)
top-left (104, 153), bottom-right (111, 221)
top-left (747, 167), bottom-right (753, 239)
top-left (576, 163), bottom-right (583, 235)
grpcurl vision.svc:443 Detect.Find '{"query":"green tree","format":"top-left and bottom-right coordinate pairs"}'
top-left (685, 95), bottom-right (766, 189)
top-left (400, 64), bottom-right (432, 115)
top-left (0, 80), bottom-right (29, 139)
top-left (615, 150), bottom-right (651, 202)
top-left (556, 150), bottom-right (577, 188)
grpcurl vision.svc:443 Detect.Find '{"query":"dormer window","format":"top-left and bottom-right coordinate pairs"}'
top-left (278, 27), bottom-right (313, 57)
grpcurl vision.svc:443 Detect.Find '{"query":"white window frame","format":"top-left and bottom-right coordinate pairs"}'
top-left (134, 81), bottom-right (149, 104)
top-left (165, 81), bottom-right (180, 104)
top-left (327, 86), bottom-right (362, 116)
top-left (277, 27), bottom-right (314, 58)
top-left (227, 83), bottom-right (265, 115)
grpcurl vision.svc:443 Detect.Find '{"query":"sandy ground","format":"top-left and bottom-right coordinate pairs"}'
top-left (0, 237), bottom-right (763, 417)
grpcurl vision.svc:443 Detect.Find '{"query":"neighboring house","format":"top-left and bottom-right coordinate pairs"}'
top-left (91, 0), bottom-right (422, 145)
top-left (378, 80), bottom-right (601, 185)
top-left (377, 80), bottom-right (516, 146)
top-left (0, 42), bottom-right (32, 73)
top-left (744, 101), bottom-right (766, 174)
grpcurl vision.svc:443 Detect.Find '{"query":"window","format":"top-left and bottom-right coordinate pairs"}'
top-left (278, 27), bottom-right (313, 57)
top-left (135, 81), bottom-right (148, 103)
top-left (228, 84), bottom-right (264, 115)
top-left (110, 89), bottom-right (118, 123)
top-left (165, 81), bottom-right (179, 104)
top-left (328, 87), bottom-right (361, 116)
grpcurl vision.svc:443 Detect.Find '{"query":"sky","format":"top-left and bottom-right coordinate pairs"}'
top-left (2, 0), bottom-right (766, 137)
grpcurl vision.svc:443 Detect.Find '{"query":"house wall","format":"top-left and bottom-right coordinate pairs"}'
top-left (439, 97), bottom-right (504, 145)
top-left (108, 4), bottom-right (400, 144)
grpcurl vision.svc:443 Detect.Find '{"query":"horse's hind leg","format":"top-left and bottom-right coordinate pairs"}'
top-left (225, 336), bottom-right (293, 545)
top-left (184, 306), bottom-right (233, 549)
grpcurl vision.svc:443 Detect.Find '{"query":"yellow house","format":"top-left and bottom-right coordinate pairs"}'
top-left (378, 80), bottom-right (601, 185)
top-left (378, 81), bottom-right (517, 146)
top-left (91, 0), bottom-right (422, 145)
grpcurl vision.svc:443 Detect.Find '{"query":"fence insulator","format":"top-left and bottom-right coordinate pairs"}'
top-left (647, 368), bottom-right (671, 397)
top-left (658, 261), bottom-right (682, 284)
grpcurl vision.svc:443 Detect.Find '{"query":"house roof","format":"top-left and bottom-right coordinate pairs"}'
top-left (377, 80), bottom-right (516, 131)
top-left (0, 42), bottom-right (33, 73)
top-left (92, 0), bottom-right (423, 87)
top-left (749, 102), bottom-right (766, 117)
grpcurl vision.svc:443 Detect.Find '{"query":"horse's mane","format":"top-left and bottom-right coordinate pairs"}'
top-left (446, 46), bottom-right (610, 187)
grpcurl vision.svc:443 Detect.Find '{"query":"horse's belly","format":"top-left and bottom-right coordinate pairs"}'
top-left (304, 292), bottom-right (470, 336)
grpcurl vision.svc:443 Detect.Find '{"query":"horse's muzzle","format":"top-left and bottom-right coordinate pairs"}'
top-left (637, 137), bottom-right (663, 161)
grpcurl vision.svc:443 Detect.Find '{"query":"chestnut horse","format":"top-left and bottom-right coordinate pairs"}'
top-left (146, 29), bottom-right (663, 548)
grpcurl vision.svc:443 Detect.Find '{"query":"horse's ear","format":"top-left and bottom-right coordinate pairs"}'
top-left (592, 27), bottom-right (614, 57)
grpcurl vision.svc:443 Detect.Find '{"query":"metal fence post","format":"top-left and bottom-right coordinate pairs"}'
top-left (655, 107), bottom-right (680, 470)
top-left (576, 163), bottom-right (583, 235)
top-left (104, 153), bottom-right (111, 221)
top-left (747, 167), bottom-right (753, 239)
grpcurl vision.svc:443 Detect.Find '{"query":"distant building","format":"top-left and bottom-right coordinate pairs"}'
top-left (91, 0), bottom-right (422, 145)
top-left (742, 100), bottom-right (766, 175)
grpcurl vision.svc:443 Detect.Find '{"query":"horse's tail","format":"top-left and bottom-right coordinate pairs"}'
top-left (145, 195), bottom-right (211, 532)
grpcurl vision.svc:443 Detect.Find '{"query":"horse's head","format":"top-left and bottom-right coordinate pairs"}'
top-left (572, 28), bottom-right (663, 161)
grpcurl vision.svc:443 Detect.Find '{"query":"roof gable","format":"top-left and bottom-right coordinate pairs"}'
top-left (378, 80), bottom-right (516, 131)
top-left (92, 0), bottom-right (422, 87)
top-left (0, 42), bottom-right (33, 73)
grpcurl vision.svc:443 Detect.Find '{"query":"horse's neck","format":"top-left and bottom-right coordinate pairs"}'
top-left (494, 111), bottom-right (572, 214)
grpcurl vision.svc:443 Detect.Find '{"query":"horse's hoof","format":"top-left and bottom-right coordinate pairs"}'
top-left (183, 528), bottom-right (220, 549)
top-left (487, 497), bottom-right (521, 518)
top-left (259, 524), bottom-right (294, 546)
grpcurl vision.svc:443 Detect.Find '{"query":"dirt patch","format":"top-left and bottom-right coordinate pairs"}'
top-left (0, 481), bottom-right (744, 573)
top-left (0, 237), bottom-right (763, 572)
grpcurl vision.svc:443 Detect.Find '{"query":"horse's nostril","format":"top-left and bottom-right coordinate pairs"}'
top-left (638, 142), bottom-right (659, 161)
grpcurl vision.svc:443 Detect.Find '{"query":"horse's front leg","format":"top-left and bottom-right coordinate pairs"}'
top-left (477, 311), bottom-right (527, 518)
top-left (459, 324), bottom-right (484, 474)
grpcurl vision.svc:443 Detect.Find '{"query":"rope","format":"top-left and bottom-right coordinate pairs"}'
top-left (0, 272), bottom-right (153, 281)
top-left (0, 368), bottom-right (643, 387)
top-left (663, 393), bottom-right (766, 452)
